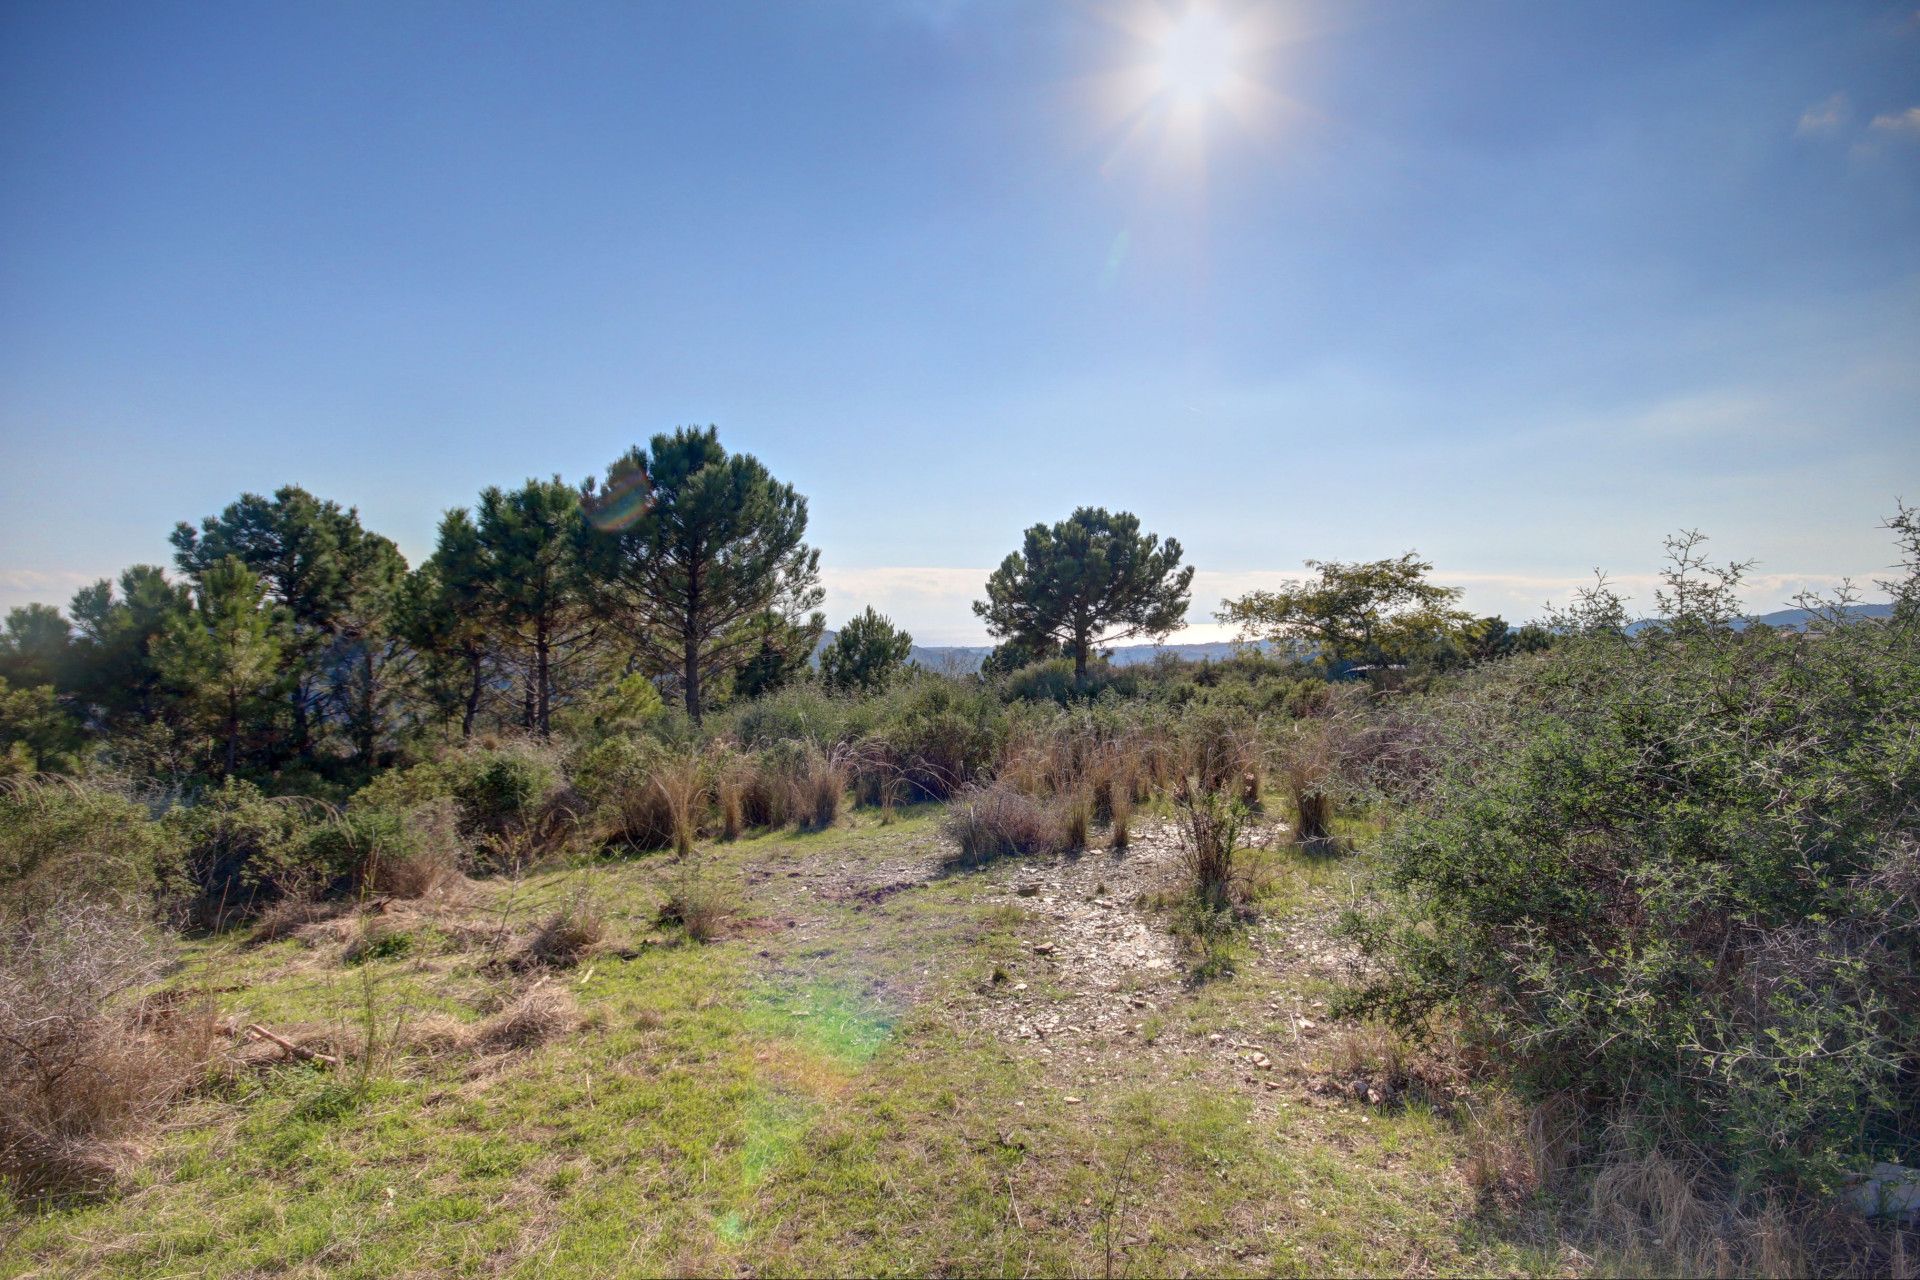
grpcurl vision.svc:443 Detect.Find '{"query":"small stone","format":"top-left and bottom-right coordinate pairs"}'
top-left (1063, 1096), bottom-right (1082, 1104)
top-left (1012, 982), bottom-right (1028, 992)
top-left (1207, 1033), bottom-right (1223, 1044)
top-left (1033, 942), bottom-right (1056, 955)
top-left (1016, 884), bottom-right (1040, 897)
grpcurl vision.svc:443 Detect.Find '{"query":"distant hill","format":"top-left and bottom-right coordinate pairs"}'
top-left (1625, 602), bottom-right (1893, 635)
top-left (816, 605), bottom-right (1897, 676)
top-left (814, 632), bottom-right (1267, 675)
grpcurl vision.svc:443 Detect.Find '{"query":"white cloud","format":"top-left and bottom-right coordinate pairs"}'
top-left (1870, 106), bottom-right (1920, 136)
top-left (1797, 92), bottom-right (1851, 136)
top-left (0, 569), bottom-right (104, 615)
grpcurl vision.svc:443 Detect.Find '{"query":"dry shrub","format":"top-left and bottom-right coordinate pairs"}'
top-left (941, 782), bottom-right (1071, 866)
top-left (651, 757), bottom-right (707, 857)
top-left (795, 749), bottom-right (847, 833)
top-left (519, 889), bottom-right (605, 969)
top-left (358, 799), bottom-right (465, 899)
top-left (1110, 788), bottom-right (1133, 850)
top-left (1170, 776), bottom-right (1243, 909)
top-left (0, 905), bottom-right (218, 1200)
top-left (658, 857), bottom-right (736, 942)
top-left (475, 982), bottom-right (577, 1052)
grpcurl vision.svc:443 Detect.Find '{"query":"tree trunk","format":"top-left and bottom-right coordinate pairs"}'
top-left (460, 646), bottom-right (483, 739)
top-left (683, 560), bottom-right (704, 723)
top-left (1073, 634), bottom-right (1089, 681)
top-left (522, 656), bottom-right (536, 730)
top-left (358, 647), bottom-right (377, 761)
top-left (224, 693), bottom-right (239, 776)
top-left (683, 631), bottom-right (702, 723)
top-left (535, 617), bottom-right (552, 736)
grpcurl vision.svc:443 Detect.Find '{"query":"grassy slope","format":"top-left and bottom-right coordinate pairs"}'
top-left (2, 808), bottom-right (1560, 1278)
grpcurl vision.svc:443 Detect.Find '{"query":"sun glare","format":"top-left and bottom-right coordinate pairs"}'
top-left (1090, 0), bottom-right (1295, 181)
top-left (1158, 8), bottom-right (1236, 103)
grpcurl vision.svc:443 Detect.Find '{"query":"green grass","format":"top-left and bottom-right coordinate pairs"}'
top-left (1, 807), bottom-right (1560, 1278)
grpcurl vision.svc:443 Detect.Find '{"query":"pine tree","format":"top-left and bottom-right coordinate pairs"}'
top-left (974, 507), bottom-right (1192, 680)
top-left (155, 558), bottom-right (284, 776)
top-left (580, 427), bottom-right (821, 722)
top-left (819, 607), bottom-right (914, 694)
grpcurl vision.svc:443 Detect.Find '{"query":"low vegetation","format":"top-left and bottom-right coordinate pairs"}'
top-left (2, 423), bottom-right (1914, 1275)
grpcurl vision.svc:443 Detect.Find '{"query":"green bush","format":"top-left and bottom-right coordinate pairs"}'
top-left (1345, 523), bottom-right (1920, 1194)
top-left (0, 781), bottom-right (181, 918)
top-left (161, 778), bottom-right (316, 907)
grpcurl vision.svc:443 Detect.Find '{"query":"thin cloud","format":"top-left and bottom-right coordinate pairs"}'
top-left (0, 568), bottom-right (105, 613)
top-left (1797, 92), bottom-right (1850, 136)
top-left (1870, 106), bottom-right (1920, 136)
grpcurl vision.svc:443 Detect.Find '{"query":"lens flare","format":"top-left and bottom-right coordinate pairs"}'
top-left (585, 466), bottom-right (654, 532)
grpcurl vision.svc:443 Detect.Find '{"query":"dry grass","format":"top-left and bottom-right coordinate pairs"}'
top-left (475, 981), bottom-right (578, 1052)
top-left (940, 782), bottom-right (1071, 865)
top-left (1169, 776), bottom-right (1243, 908)
top-left (0, 905), bottom-right (220, 1201)
top-left (657, 857), bottom-right (736, 942)
top-left (794, 749), bottom-right (847, 833)
top-left (651, 758), bottom-right (708, 857)
top-left (518, 889), bottom-right (606, 969)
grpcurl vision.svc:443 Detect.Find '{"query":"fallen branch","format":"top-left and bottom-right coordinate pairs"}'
top-left (244, 1022), bottom-right (340, 1067)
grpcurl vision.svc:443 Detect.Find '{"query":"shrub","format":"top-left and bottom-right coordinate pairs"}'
top-left (161, 778), bottom-right (318, 913)
top-left (0, 779), bottom-right (180, 918)
top-left (941, 782), bottom-right (1071, 865)
top-left (301, 800), bottom-right (465, 899)
top-left (572, 737), bottom-right (679, 852)
top-left (0, 904), bottom-right (217, 1199)
top-left (449, 740), bottom-right (565, 838)
top-left (1345, 521), bottom-right (1920, 1195)
top-left (1169, 776), bottom-right (1245, 910)
top-left (658, 857), bottom-right (735, 942)
top-left (520, 888), bottom-right (605, 968)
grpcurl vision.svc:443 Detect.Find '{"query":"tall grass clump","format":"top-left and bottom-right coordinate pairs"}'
top-left (1345, 513), bottom-right (1920, 1211)
top-left (0, 904), bottom-right (217, 1199)
top-left (941, 782), bottom-right (1071, 866)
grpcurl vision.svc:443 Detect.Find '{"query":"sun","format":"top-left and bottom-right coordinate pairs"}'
top-left (1156, 7), bottom-right (1238, 104)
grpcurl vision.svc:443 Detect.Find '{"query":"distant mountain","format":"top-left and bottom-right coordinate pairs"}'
top-left (1625, 602), bottom-right (1893, 635)
top-left (813, 631), bottom-right (1267, 675)
top-left (815, 604), bottom-right (1898, 677)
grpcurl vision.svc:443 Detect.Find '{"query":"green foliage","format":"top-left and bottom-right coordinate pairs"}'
top-left (1217, 552), bottom-right (1470, 671)
top-left (975, 507), bottom-right (1192, 679)
top-left (171, 485), bottom-right (408, 765)
top-left (447, 740), bottom-right (566, 838)
top-left (819, 607), bottom-right (913, 695)
top-left (161, 777), bottom-right (312, 903)
top-left (0, 603), bottom-right (72, 689)
top-left (579, 426), bottom-right (823, 723)
top-left (1345, 522), bottom-right (1920, 1194)
top-left (475, 479), bottom-right (597, 737)
top-left (154, 558), bottom-right (285, 776)
top-left (0, 781), bottom-right (182, 918)
top-left (0, 677), bottom-right (85, 776)
top-left (65, 565), bottom-right (192, 732)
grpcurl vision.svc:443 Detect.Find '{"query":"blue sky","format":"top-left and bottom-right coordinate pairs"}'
top-left (2, 0), bottom-right (1916, 643)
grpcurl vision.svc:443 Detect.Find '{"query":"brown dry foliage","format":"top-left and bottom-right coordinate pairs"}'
top-left (0, 906), bottom-right (220, 1200)
top-left (940, 782), bottom-right (1072, 866)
